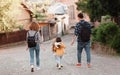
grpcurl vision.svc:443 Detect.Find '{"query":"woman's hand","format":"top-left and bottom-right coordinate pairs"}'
top-left (26, 47), bottom-right (29, 51)
top-left (40, 44), bottom-right (46, 51)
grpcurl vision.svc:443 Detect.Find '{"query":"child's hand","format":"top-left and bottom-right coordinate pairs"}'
top-left (53, 52), bottom-right (56, 56)
top-left (42, 47), bottom-right (46, 51)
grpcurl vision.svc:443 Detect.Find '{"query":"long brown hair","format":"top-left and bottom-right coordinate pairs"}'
top-left (29, 22), bottom-right (39, 31)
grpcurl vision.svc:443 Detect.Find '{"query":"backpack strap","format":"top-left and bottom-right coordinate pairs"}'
top-left (28, 31), bottom-right (30, 36)
top-left (79, 21), bottom-right (86, 26)
top-left (34, 31), bottom-right (38, 37)
top-left (78, 21), bottom-right (86, 33)
top-left (28, 31), bottom-right (38, 37)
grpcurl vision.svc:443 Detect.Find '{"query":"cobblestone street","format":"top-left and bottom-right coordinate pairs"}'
top-left (0, 33), bottom-right (120, 75)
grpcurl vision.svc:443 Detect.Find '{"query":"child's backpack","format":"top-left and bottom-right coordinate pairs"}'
top-left (27, 31), bottom-right (37, 48)
top-left (79, 22), bottom-right (91, 42)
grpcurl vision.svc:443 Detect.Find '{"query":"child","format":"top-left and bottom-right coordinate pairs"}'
top-left (52, 37), bottom-right (66, 69)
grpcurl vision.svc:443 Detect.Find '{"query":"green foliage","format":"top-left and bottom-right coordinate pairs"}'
top-left (26, 1), bottom-right (48, 21)
top-left (76, 0), bottom-right (120, 22)
top-left (18, 25), bottom-right (24, 30)
top-left (76, 0), bottom-right (88, 12)
top-left (92, 22), bottom-right (120, 52)
top-left (0, 0), bottom-right (21, 33)
top-left (99, 0), bottom-right (120, 17)
top-left (87, 0), bottom-right (103, 21)
top-left (92, 27), bottom-right (98, 42)
top-left (33, 13), bottom-right (47, 21)
top-left (110, 29), bottom-right (120, 52)
top-left (103, 15), bottom-right (111, 20)
top-left (116, 53), bottom-right (120, 56)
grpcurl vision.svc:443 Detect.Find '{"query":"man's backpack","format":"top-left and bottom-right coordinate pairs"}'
top-left (79, 22), bottom-right (91, 42)
top-left (27, 31), bottom-right (37, 48)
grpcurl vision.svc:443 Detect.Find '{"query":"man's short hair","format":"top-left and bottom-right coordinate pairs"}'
top-left (78, 13), bottom-right (84, 18)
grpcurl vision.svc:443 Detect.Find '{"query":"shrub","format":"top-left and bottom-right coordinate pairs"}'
top-left (110, 29), bottom-right (120, 52)
top-left (92, 22), bottom-right (120, 52)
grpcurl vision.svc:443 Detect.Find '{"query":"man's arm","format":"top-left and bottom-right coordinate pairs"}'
top-left (70, 23), bottom-right (79, 46)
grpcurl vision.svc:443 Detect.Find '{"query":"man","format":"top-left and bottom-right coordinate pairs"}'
top-left (71, 13), bottom-right (91, 68)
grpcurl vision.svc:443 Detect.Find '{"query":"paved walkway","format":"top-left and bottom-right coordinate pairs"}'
top-left (0, 33), bottom-right (120, 75)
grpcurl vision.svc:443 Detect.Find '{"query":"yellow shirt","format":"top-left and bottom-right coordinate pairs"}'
top-left (53, 42), bottom-right (66, 56)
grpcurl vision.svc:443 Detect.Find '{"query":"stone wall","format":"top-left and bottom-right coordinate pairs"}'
top-left (92, 42), bottom-right (116, 55)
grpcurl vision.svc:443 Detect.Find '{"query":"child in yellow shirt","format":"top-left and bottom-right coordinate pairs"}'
top-left (52, 37), bottom-right (66, 69)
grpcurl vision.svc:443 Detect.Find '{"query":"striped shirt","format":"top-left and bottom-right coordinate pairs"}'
top-left (26, 30), bottom-right (42, 44)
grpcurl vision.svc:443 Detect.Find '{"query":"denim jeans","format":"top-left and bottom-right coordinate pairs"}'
top-left (77, 41), bottom-right (91, 64)
top-left (55, 55), bottom-right (63, 65)
top-left (29, 44), bottom-right (40, 67)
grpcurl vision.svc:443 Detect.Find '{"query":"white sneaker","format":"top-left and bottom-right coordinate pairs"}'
top-left (58, 65), bottom-right (61, 70)
top-left (36, 67), bottom-right (40, 70)
top-left (30, 65), bottom-right (34, 72)
top-left (53, 52), bottom-right (56, 56)
top-left (61, 65), bottom-right (63, 67)
top-left (30, 65), bottom-right (34, 68)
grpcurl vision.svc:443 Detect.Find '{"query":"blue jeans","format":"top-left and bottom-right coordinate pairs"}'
top-left (29, 44), bottom-right (40, 67)
top-left (77, 41), bottom-right (91, 64)
top-left (55, 55), bottom-right (63, 65)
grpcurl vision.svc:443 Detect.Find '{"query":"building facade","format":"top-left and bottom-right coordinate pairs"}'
top-left (55, 0), bottom-right (78, 26)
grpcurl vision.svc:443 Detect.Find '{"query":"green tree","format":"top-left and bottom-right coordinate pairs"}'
top-left (99, 0), bottom-right (120, 17)
top-left (0, 0), bottom-right (21, 32)
top-left (76, 0), bottom-right (120, 22)
top-left (87, 0), bottom-right (104, 21)
top-left (76, 0), bottom-right (103, 21)
top-left (76, 0), bottom-right (88, 12)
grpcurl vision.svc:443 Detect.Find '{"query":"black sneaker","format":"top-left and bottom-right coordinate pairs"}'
top-left (61, 65), bottom-right (63, 68)
top-left (58, 65), bottom-right (61, 70)
top-left (58, 67), bottom-right (61, 70)
top-left (31, 68), bottom-right (34, 72)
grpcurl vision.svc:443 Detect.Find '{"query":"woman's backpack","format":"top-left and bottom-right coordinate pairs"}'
top-left (27, 31), bottom-right (37, 48)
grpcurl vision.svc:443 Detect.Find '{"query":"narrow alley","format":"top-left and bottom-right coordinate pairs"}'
top-left (0, 33), bottom-right (120, 75)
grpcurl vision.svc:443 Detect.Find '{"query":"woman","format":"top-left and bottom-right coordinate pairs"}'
top-left (26, 22), bottom-right (44, 72)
